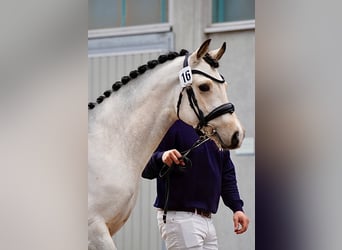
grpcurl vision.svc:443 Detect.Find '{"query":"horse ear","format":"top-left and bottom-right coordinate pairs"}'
top-left (211, 42), bottom-right (226, 61)
top-left (196, 39), bottom-right (211, 59)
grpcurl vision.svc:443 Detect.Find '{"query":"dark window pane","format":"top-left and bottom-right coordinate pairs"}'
top-left (212, 0), bottom-right (255, 23)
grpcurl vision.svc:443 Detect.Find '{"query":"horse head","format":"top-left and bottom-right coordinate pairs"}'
top-left (177, 39), bottom-right (245, 150)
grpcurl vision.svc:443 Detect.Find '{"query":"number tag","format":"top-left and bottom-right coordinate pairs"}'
top-left (179, 66), bottom-right (192, 87)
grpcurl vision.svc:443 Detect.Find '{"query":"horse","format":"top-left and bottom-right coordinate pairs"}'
top-left (88, 39), bottom-right (245, 250)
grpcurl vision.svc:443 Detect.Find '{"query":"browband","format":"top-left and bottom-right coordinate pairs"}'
top-left (183, 53), bottom-right (225, 84)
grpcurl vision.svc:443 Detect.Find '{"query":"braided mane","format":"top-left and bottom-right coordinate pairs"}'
top-left (88, 49), bottom-right (189, 110)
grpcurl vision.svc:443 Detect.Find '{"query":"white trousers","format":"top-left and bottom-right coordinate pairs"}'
top-left (157, 210), bottom-right (218, 250)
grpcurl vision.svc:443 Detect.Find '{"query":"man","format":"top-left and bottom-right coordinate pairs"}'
top-left (142, 120), bottom-right (249, 249)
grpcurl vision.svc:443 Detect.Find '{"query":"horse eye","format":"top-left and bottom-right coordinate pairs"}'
top-left (198, 84), bottom-right (210, 92)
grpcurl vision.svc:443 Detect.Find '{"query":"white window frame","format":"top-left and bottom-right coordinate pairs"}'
top-left (88, 23), bottom-right (171, 39)
top-left (205, 19), bottom-right (255, 34)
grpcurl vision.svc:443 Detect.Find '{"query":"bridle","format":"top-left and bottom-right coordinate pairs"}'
top-left (176, 53), bottom-right (235, 137)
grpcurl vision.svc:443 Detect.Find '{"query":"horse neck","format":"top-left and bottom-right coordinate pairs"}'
top-left (89, 57), bottom-right (183, 171)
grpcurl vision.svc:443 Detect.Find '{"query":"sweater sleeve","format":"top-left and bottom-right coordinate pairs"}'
top-left (221, 151), bottom-right (244, 213)
top-left (141, 122), bottom-right (179, 179)
top-left (141, 151), bottom-right (164, 179)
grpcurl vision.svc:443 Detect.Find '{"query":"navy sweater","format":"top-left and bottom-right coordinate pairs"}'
top-left (142, 120), bottom-right (244, 214)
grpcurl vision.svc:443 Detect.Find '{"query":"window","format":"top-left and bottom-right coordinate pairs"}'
top-left (212, 0), bottom-right (255, 23)
top-left (88, 0), bottom-right (168, 30)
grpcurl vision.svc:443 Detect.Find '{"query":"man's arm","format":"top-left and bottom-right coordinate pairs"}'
top-left (141, 151), bottom-right (165, 179)
top-left (141, 121), bottom-right (181, 179)
top-left (220, 152), bottom-right (244, 212)
top-left (221, 152), bottom-right (249, 233)
top-left (142, 149), bottom-right (185, 179)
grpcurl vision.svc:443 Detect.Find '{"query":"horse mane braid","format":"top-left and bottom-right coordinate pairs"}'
top-left (88, 49), bottom-right (190, 110)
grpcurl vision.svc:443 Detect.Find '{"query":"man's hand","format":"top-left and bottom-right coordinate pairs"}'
top-left (162, 149), bottom-right (185, 167)
top-left (233, 211), bottom-right (249, 234)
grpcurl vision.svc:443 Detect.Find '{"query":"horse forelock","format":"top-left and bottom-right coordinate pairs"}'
top-left (203, 53), bottom-right (219, 68)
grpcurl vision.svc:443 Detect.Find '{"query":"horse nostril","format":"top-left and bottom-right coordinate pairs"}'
top-left (231, 131), bottom-right (240, 148)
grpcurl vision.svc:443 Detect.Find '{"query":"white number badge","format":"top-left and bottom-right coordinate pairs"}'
top-left (178, 66), bottom-right (193, 87)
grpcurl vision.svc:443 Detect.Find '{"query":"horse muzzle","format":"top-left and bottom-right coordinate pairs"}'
top-left (201, 124), bottom-right (245, 150)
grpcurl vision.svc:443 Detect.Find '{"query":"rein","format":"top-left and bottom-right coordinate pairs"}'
top-left (176, 53), bottom-right (235, 135)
